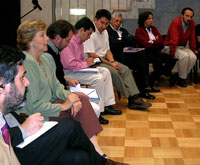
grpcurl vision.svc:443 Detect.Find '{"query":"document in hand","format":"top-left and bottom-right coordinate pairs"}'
top-left (123, 47), bottom-right (144, 53)
top-left (16, 121), bottom-right (58, 148)
top-left (70, 84), bottom-right (100, 101)
top-left (72, 68), bottom-right (99, 73)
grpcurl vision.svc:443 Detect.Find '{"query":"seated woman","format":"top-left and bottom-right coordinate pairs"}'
top-left (16, 19), bottom-right (105, 157)
top-left (135, 11), bottom-right (177, 87)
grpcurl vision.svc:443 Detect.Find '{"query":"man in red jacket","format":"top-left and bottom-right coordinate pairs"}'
top-left (163, 7), bottom-right (197, 87)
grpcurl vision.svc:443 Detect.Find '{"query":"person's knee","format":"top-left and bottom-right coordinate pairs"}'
top-left (58, 118), bottom-right (80, 132)
top-left (121, 64), bottom-right (132, 74)
top-left (74, 150), bottom-right (91, 165)
top-left (102, 68), bottom-right (112, 78)
top-left (77, 92), bottom-right (91, 103)
top-left (190, 53), bottom-right (197, 62)
top-left (178, 52), bottom-right (190, 61)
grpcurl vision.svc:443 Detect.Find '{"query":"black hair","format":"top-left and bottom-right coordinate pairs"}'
top-left (138, 11), bottom-right (153, 27)
top-left (47, 19), bottom-right (75, 39)
top-left (181, 7), bottom-right (194, 16)
top-left (0, 45), bottom-right (25, 85)
top-left (95, 9), bottom-right (111, 20)
top-left (75, 17), bottom-right (95, 32)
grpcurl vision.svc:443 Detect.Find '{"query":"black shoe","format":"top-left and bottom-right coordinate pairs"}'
top-left (170, 73), bottom-right (178, 87)
top-left (99, 115), bottom-right (109, 124)
top-left (101, 106), bottom-right (122, 115)
top-left (144, 87), bottom-right (160, 93)
top-left (139, 92), bottom-right (155, 100)
top-left (106, 159), bottom-right (129, 165)
top-left (177, 78), bottom-right (187, 88)
top-left (150, 87), bottom-right (160, 93)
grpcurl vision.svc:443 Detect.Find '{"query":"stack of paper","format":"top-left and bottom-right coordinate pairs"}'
top-left (123, 47), bottom-right (144, 53)
top-left (70, 84), bottom-right (100, 101)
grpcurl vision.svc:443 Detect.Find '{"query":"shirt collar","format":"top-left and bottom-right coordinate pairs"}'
top-left (0, 112), bottom-right (6, 133)
top-left (110, 24), bottom-right (121, 32)
top-left (48, 40), bottom-right (59, 55)
top-left (181, 18), bottom-right (188, 32)
top-left (93, 22), bottom-right (102, 34)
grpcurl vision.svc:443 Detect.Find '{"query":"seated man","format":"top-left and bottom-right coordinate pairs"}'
top-left (107, 12), bottom-right (155, 100)
top-left (44, 20), bottom-right (101, 120)
top-left (163, 7), bottom-right (197, 87)
top-left (84, 9), bottom-right (152, 110)
top-left (196, 24), bottom-right (200, 53)
top-left (56, 17), bottom-right (122, 125)
top-left (0, 45), bottom-right (126, 165)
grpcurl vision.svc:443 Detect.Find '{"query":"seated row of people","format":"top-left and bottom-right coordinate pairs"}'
top-left (47, 10), bottom-right (152, 125)
top-left (0, 45), bottom-right (128, 165)
top-left (0, 20), bottom-right (129, 165)
top-left (1, 6), bottom-right (198, 164)
top-left (108, 7), bottom-right (197, 90)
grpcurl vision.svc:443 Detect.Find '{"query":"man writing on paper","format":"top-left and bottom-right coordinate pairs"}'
top-left (0, 45), bottom-right (126, 165)
top-left (59, 17), bottom-right (122, 124)
top-left (44, 20), bottom-right (100, 119)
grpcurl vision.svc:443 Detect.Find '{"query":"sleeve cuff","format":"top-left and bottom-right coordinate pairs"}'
top-left (19, 125), bottom-right (27, 139)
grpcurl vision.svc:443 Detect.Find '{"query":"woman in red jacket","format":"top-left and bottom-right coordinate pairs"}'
top-left (135, 11), bottom-right (177, 87)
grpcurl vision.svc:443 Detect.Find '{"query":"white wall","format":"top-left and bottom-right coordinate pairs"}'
top-left (55, 0), bottom-right (155, 25)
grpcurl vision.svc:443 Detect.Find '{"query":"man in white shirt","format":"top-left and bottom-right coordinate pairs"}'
top-left (84, 9), bottom-right (151, 110)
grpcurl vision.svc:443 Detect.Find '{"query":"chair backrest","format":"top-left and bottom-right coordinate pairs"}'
top-left (195, 24), bottom-right (200, 51)
top-left (162, 35), bottom-right (166, 41)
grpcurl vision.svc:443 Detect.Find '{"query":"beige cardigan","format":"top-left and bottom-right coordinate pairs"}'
top-left (0, 135), bottom-right (20, 165)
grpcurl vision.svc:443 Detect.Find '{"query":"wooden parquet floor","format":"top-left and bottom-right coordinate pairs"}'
top-left (97, 84), bottom-right (200, 165)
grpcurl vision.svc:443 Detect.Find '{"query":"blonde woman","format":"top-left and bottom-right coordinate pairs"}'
top-left (16, 19), bottom-right (105, 156)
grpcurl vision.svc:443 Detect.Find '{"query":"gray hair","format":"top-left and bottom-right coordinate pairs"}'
top-left (111, 12), bottom-right (123, 19)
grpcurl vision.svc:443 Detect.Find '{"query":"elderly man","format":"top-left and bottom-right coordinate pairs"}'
top-left (163, 7), bottom-right (197, 87)
top-left (84, 9), bottom-right (152, 110)
top-left (107, 12), bottom-right (156, 100)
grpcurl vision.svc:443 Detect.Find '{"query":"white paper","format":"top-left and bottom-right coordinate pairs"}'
top-left (72, 68), bottom-right (99, 73)
top-left (70, 85), bottom-right (100, 100)
top-left (16, 121), bottom-right (58, 148)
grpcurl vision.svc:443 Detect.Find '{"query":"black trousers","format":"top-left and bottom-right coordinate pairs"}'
top-left (123, 50), bottom-right (150, 92)
top-left (13, 118), bottom-right (106, 165)
top-left (145, 48), bottom-right (177, 86)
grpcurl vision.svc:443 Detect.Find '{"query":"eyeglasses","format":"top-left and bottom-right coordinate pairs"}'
top-left (99, 21), bottom-right (110, 27)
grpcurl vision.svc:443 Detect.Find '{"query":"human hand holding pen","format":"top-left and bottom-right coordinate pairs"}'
top-left (21, 113), bottom-right (44, 137)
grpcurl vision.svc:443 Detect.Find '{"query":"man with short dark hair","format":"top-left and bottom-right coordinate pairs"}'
top-left (46, 18), bottom-right (122, 125)
top-left (163, 7), bottom-right (197, 87)
top-left (84, 9), bottom-right (152, 110)
top-left (0, 45), bottom-right (125, 165)
top-left (46, 19), bottom-right (75, 87)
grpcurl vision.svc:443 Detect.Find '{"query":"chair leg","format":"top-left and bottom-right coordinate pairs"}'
top-left (193, 59), bottom-right (198, 84)
top-left (117, 91), bottom-right (121, 100)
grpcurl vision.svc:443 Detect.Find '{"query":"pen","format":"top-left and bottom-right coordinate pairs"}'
top-left (87, 90), bottom-right (95, 96)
